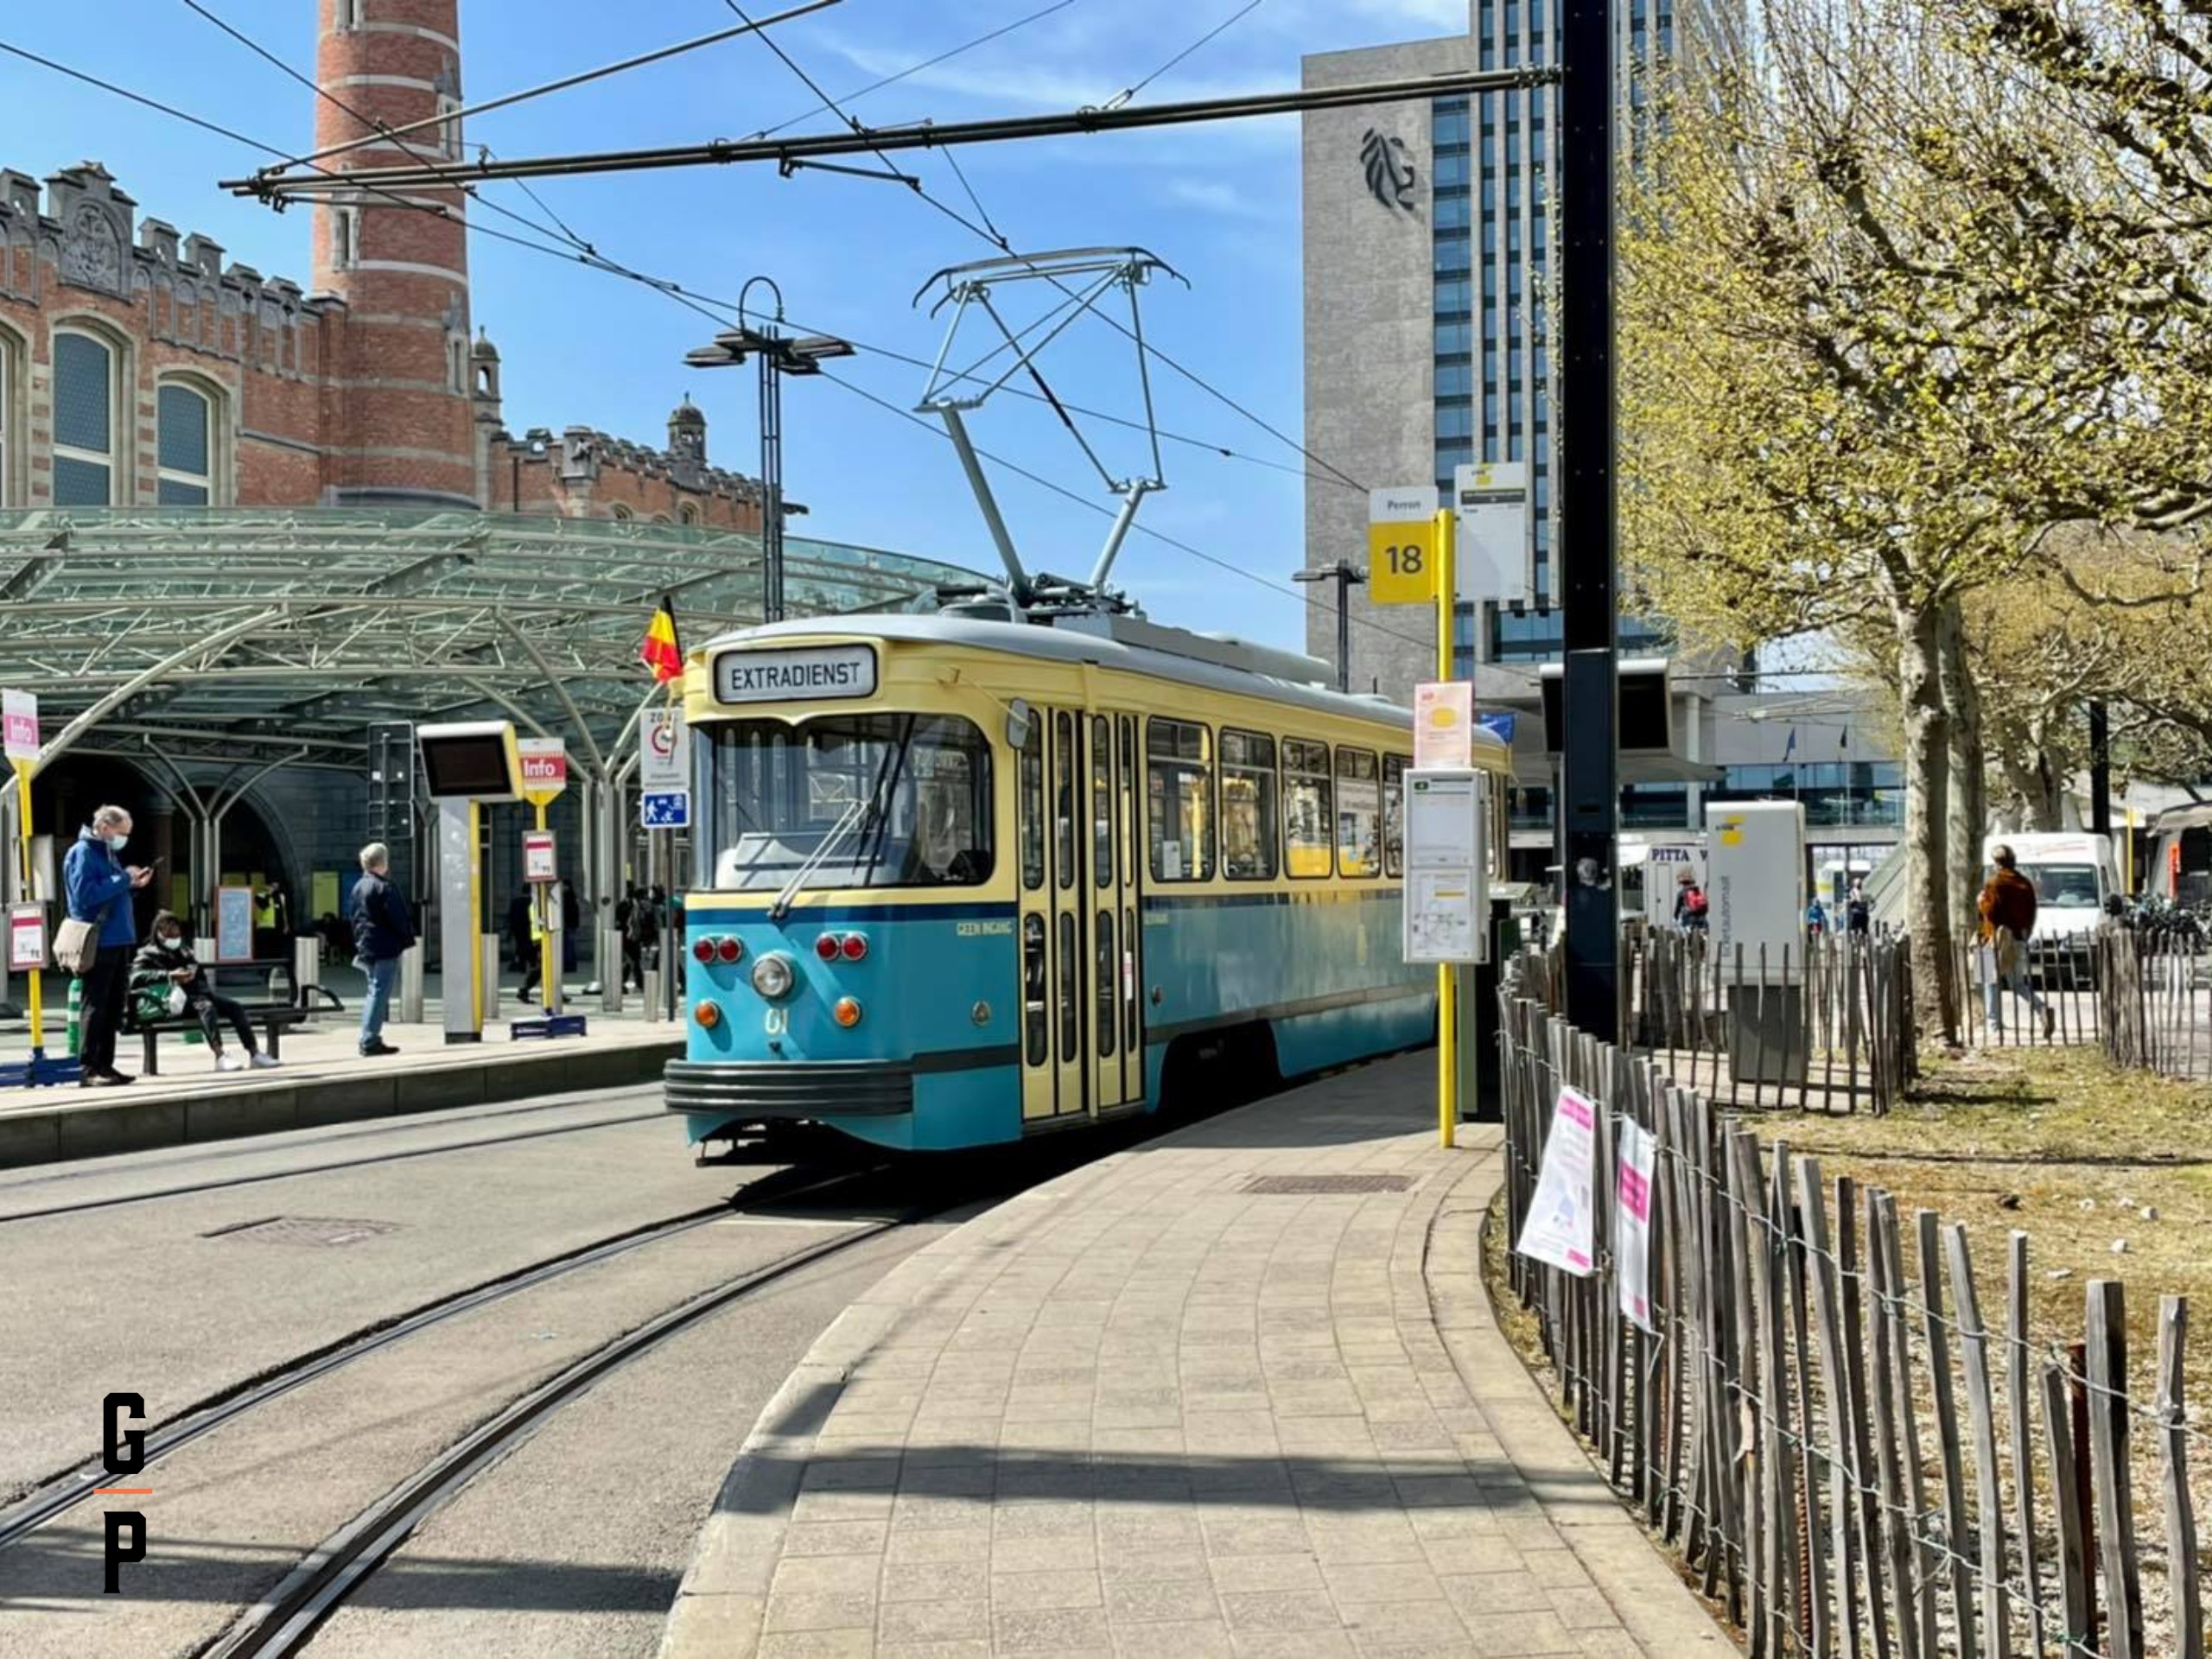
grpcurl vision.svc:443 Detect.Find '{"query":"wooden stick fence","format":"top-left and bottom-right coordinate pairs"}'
top-left (1498, 981), bottom-right (2208, 1657)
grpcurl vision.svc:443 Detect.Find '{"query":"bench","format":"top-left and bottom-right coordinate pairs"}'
top-left (124, 1003), bottom-right (312, 1077)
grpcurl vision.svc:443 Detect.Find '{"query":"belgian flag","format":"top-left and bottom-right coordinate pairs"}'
top-left (640, 596), bottom-right (683, 685)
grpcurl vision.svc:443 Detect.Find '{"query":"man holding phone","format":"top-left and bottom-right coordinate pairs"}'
top-left (64, 804), bottom-right (154, 1087)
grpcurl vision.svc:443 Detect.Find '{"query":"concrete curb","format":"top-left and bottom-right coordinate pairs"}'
top-left (660, 1301), bottom-right (903, 1657)
top-left (1428, 1174), bottom-right (1735, 1654)
top-left (0, 1037), bottom-right (681, 1169)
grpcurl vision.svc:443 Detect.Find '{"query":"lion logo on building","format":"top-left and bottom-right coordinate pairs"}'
top-left (1361, 128), bottom-right (1417, 214)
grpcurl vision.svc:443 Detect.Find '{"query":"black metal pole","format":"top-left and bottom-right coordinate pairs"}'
top-left (1559, 0), bottom-right (1619, 1039)
top-left (2088, 699), bottom-right (2112, 838)
top-left (760, 334), bottom-right (785, 624)
top-left (1335, 566), bottom-right (1352, 694)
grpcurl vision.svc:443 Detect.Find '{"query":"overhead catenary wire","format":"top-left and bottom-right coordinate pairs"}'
top-left (711, 1), bottom-right (1373, 496)
top-left (1096, 0), bottom-right (1270, 111)
top-left (747, 0), bottom-right (1083, 141)
top-left (9, 30), bottom-right (1421, 656)
top-left (3, 29), bottom-right (1357, 502)
top-left (816, 365), bottom-right (1442, 662)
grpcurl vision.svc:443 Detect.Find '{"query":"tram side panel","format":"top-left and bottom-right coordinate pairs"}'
top-left (1140, 887), bottom-right (1431, 1094)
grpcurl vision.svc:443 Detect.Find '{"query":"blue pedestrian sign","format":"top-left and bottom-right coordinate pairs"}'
top-left (640, 790), bottom-right (690, 830)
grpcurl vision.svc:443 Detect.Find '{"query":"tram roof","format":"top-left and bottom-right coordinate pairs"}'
top-left (702, 613), bottom-right (1506, 759)
top-left (0, 508), bottom-right (982, 779)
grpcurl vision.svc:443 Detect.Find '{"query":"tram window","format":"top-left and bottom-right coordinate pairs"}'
top-left (1383, 755), bottom-right (1408, 878)
top-left (1020, 721), bottom-right (1045, 892)
top-left (1220, 729), bottom-right (1279, 881)
top-left (1337, 751), bottom-right (1382, 877)
top-left (1283, 738), bottom-right (1333, 879)
top-left (1093, 715), bottom-right (1114, 888)
top-left (1053, 711), bottom-right (1077, 890)
top-left (1147, 719), bottom-right (1214, 882)
top-left (1022, 913), bottom-right (1048, 1065)
top-left (1058, 911), bottom-right (1079, 1060)
top-left (703, 715), bottom-right (993, 891)
top-left (1096, 912), bottom-right (1116, 1057)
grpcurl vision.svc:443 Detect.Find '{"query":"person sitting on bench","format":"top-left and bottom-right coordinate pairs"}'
top-left (131, 912), bottom-right (280, 1074)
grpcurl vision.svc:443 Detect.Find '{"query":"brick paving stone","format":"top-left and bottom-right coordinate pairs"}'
top-left (662, 1057), bottom-right (1733, 1658)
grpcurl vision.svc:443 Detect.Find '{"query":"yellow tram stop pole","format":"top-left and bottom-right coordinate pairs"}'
top-left (12, 760), bottom-right (42, 1057)
top-left (1433, 505), bottom-right (1458, 1150)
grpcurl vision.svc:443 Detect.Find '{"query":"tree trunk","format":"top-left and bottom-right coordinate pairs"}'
top-left (1899, 602), bottom-right (1959, 1042)
top-left (1937, 597), bottom-right (1986, 931)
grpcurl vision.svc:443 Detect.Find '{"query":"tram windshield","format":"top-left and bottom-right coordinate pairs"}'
top-left (703, 714), bottom-right (995, 891)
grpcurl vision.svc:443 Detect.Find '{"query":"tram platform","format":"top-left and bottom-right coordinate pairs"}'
top-left (661, 1053), bottom-right (1729, 1658)
top-left (0, 968), bottom-right (680, 1168)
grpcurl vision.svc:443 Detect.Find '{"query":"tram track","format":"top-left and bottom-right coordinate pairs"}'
top-left (0, 1103), bottom-right (671, 1226)
top-left (0, 1161), bottom-right (890, 1542)
top-left (196, 1211), bottom-right (919, 1657)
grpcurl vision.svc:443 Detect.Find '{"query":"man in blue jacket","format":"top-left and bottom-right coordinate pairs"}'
top-left (65, 804), bottom-right (153, 1087)
top-left (348, 842), bottom-right (415, 1057)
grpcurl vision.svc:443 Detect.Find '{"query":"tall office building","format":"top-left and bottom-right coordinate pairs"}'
top-left (1301, 0), bottom-right (1746, 695)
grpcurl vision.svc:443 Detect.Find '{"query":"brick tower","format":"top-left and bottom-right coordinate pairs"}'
top-left (311, 0), bottom-right (476, 507)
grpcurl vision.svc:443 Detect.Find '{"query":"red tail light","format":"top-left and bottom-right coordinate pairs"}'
top-left (691, 938), bottom-right (716, 964)
top-left (815, 933), bottom-right (842, 961)
top-left (840, 932), bottom-right (868, 961)
top-left (716, 936), bottom-right (744, 963)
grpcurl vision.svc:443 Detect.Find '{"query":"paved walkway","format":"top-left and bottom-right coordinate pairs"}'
top-left (662, 1054), bottom-right (1731, 1657)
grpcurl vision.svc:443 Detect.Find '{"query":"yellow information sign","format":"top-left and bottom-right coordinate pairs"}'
top-left (1367, 484), bottom-right (1441, 606)
top-left (1368, 520), bottom-right (1438, 605)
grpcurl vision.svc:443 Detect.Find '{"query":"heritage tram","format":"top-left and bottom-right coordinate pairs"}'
top-left (664, 611), bottom-right (1512, 1153)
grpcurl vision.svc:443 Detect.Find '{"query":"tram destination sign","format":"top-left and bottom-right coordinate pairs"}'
top-left (712, 645), bottom-right (877, 705)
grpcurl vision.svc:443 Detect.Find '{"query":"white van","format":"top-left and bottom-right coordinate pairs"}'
top-left (1982, 833), bottom-right (2119, 957)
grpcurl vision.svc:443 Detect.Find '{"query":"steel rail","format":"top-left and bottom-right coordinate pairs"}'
top-left (0, 1163), bottom-right (887, 1548)
top-left (201, 1210), bottom-right (916, 1656)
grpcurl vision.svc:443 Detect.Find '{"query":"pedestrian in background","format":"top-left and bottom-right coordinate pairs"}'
top-left (1846, 880), bottom-right (1871, 935)
top-left (1978, 842), bottom-right (2056, 1039)
top-left (65, 804), bottom-right (152, 1087)
top-left (349, 842), bottom-right (415, 1057)
top-left (1806, 895), bottom-right (1827, 938)
top-left (1674, 867), bottom-right (1710, 933)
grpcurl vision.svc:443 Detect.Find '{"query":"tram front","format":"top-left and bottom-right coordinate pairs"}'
top-left (664, 626), bottom-right (1022, 1153)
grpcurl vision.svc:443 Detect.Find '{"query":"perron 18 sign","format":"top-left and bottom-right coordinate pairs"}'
top-left (1367, 485), bottom-right (1439, 606)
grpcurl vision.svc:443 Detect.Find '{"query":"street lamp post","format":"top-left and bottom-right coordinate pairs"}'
top-left (1292, 561), bottom-right (1367, 693)
top-left (683, 277), bottom-right (853, 625)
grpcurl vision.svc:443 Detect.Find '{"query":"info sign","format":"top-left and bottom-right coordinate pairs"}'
top-left (516, 737), bottom-right (568, 804)
top-left (1452, 461), bottom-right (1529, 605)
top-left (641, 709), bottom-right (690, 791)
top-left (523, 830), bottom-right (558, 884)
top-left (2, 690), bottom-right (36, 765)
top-left (1402, 768), bottom-right (1490, 965)
top-left (9, 903), bottom-right (45, 971)
top-left (1515, 1084), bottom-right (1598, 1276)
top-left (1412, 681), bottom-right (1472, 770)
top-left (1366, 485), bottom-right (1439, 606)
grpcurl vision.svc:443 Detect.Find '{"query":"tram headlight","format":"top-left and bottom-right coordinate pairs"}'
top-left (751, 952), bottom-right (796, 1000)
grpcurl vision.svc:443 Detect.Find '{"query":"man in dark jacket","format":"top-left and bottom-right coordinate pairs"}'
top-left (65, 805), bottom-right (153, 1087)
top-left (348, 842), bottom-right (416, 1057)
top-left (1978, 843), bottom-right (2055, 1039)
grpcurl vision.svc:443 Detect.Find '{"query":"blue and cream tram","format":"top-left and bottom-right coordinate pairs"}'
top-left (664, 613), bottom-right (1512, 1152)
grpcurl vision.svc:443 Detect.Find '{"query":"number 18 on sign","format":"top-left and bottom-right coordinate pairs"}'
top-left (1367, 486), bottom-right (1438, 605)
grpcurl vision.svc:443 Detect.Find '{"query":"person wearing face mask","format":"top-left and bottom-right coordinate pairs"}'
top-left (131, 911), bottom-right (278, 1072)
top-left (63, 804), bottom-right (154, 1087)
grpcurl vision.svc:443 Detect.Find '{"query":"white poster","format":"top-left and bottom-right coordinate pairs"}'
top-left (1615, 1119), bottom-right (1658, 1332)
top-left (1515, 1084), bottom-right (1597, 1276)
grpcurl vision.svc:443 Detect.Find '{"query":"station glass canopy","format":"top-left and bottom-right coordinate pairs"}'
top-left (0, 509), bottom-right (983, 776)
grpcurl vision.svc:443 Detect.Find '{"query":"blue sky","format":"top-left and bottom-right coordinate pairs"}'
top-left (2, 0), bottom-right (1466, 650)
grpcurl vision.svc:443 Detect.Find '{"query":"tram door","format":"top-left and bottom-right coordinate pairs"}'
top-left (1017, 709), bottom-right (1141, 1123)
